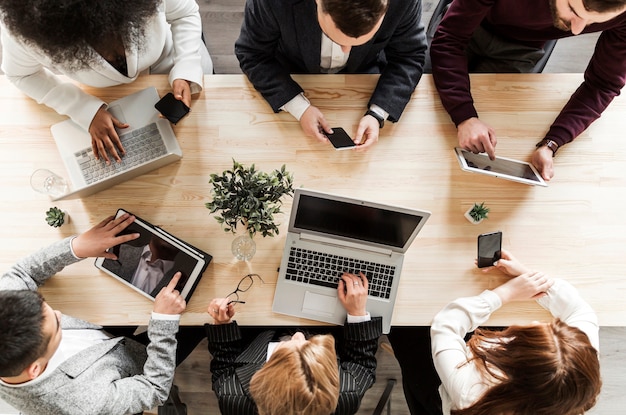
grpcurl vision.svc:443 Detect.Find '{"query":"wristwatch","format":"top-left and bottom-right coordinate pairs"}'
top-left (535, 138), bottom-right (559, 156)
top-left (364, 109), bottom-right (385, 129)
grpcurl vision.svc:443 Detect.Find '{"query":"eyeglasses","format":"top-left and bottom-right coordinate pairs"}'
top-left (226, 273), bottom-right (264, 305)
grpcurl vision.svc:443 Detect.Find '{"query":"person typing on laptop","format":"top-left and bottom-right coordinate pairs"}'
top-left (0, 0), bottom-right (213, 165)
top-left (0, 213), bottom-right (205, 414)
top-left (205, 271), bottom-right (383, 415)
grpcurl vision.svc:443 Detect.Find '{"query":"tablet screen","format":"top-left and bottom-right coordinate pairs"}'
top-left (95, 210), bottom-right (209, 300)
top-left (455, 148), bottom-right (546, 186)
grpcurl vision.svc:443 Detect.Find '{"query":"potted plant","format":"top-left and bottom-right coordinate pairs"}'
top-left (45, 207), bottom-right (69, 228)
top-left (465, 202), bottom-right (489, 225)
top-left (205, 160), bottom-right (294, 261)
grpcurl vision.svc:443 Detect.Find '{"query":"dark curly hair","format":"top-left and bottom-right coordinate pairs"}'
top-left (0, 0), bottom-right (160, 70)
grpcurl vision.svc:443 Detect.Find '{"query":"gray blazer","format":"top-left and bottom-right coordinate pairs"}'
top-left (235, 0), bottom-right (426, 122)
top-left (0, 238), bottom-right (179, 415)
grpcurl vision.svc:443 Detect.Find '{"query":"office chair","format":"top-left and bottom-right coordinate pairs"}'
top-left (425, 0), bottom-right (557, 73)
top-left (371, 378), bottom-right (397, 415)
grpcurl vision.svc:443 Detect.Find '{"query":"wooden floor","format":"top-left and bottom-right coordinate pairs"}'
top-left (0, 1), bottom-right (622, 414)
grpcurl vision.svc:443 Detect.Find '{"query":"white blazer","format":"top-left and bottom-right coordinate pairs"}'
top-left (0, 0), bottom-right (207, 130)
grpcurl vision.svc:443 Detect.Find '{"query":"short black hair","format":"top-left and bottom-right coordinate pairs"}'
top-left (0, 0), bottom-right (160, 71)
top-left (583, 0), bottom-right (626, 12)
top-left (0, 290), bottom-right (48, 377)
top-left (321, 0), bottom-right (389, 38)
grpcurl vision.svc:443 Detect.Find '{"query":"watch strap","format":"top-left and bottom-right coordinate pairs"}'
top-left (536, 138), bottom-right (559, 156)
top-left (364, 109), bottom-right (384, 129)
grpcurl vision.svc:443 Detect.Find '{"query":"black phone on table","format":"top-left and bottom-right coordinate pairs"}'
top-left (154, 92), bottom-right (190, 125)
top-left (326, 127), bottom-right (356, 150)
top-left (477, 231), bottom-right (502, 268)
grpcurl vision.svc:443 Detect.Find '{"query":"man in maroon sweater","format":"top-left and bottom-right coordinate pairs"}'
top-left (431, 0), bottom-right (626, 181)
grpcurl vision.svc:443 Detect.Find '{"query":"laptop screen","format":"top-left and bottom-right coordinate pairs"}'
top-left (293, 194), bottom-right (426, 249)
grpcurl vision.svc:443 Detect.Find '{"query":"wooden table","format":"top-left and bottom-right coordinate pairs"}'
top-left (1, 74), bottom-right (625, 326)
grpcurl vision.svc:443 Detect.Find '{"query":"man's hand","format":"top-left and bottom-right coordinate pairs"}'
top-left (531, 146), bottom-right (555, 181)
top-left (492, 271), bottom-right (554, 304)
top-left (153, 272), bottom-right (186, 315)
top-left (88, 107), bottom-right (129, 164)
top-left (457, 117), bottom-right (497, 160)
top-left (300, 105), bottom-right (333, 143)
top-left (207, 297), bottom-right (236, 324)
top-left (172, 79), bottom-right (193, 108)
top-left (354, 115), bottom-right (380, 151)
top-left (71, 213), bottom-right (140, 259)
top-left (337, 272), bottom-right (368, 316)
top-left (479, 249), bottom-right (530, 277)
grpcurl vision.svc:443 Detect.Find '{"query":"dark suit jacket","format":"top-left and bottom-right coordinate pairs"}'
top-left (235, 0), bottom-right (426, 122)
top-left (206, 318), bottom-right (383, 415)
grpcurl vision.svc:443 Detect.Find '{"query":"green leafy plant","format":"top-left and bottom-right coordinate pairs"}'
top-left (205, 160), bottom-right (294, 238)
top-left (468, 202), bottom-right (489, 222)
top-left (45, 207), bottom-right (65, 228)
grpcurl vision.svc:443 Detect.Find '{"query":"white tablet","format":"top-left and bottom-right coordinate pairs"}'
top-left (94, 209), bottom-right (211, 301)
top-left (454, 147), bottom-right (547, 187)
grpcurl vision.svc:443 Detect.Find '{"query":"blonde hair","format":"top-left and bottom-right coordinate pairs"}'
top-left (250, 334), bottom-right (340, 415)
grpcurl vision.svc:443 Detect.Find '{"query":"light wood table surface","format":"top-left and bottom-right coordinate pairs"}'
top-left (1, 74), bottom-right (625, 327)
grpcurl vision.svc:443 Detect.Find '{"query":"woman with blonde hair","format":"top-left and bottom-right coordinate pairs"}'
top-left (432, 250), bottom-right (601, 415)
top-left (206, 272), bottom-right (382, 415)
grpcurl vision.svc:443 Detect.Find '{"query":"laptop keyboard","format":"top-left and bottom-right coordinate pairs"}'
top-left (285, 247), bottom-right (395, 299)
top-left (74, 123), bottom-right (167, 184)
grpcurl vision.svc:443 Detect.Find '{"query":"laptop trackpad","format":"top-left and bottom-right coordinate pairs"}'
top-left (302, 291), bottom-right (337, 317)
top-left (108, 105), bottom-right (127, 124)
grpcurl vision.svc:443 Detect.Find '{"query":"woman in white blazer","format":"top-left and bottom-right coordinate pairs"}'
top-left (0, 0), bottom-right (212, 163)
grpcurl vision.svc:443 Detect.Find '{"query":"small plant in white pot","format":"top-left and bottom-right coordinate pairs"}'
top-left (465, 202), bottom-right (489, 225)
top-left (45, 207), bottom-right (69, 228)
top-left (205, 160), bottom-right (294, 261)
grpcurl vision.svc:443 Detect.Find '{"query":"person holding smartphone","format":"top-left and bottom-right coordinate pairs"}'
top-left (431, 250), bottom-right (601, 415)
top-left (0, 0), bottom-right (213, 165)
top-left (235, 0), bottom-right (426, 151)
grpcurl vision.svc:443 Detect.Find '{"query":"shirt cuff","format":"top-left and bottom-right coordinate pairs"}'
top-left (280, 93), bottom-right (311, 121)
top-left (69, 236), bottom-right (85, 259)
top-left (368, 104), bottom-right (389, 120)
top-left (151, 312), bottom-right (181, 321)
top-left (347, 312), bottom-right (371, 323)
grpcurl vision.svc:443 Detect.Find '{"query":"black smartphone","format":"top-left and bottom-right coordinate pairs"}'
top-left (154, 92), bottom-right (190, 125)
top-left (477, 231), bottom-right (502, 268)
top-left (326, 127), bottom-right (356, 150)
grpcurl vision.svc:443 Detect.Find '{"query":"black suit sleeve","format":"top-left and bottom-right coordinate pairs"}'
top-left (334, 317), bottom-right (383, 415)
top-left (235, 0), bottom-right (304, 111)
top-left (369, 0), bottom-right (426, 122)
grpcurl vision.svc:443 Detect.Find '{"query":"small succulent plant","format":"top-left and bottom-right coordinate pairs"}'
top-left (45, 207), bottom-right (66, 228)
top-left (468, 202), bottom-right (489, 222)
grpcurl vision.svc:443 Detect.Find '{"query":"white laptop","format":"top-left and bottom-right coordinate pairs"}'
top-left (49, 87), bottom-right (182, 200)
top-left (272, 188), bottom-right (431, 333)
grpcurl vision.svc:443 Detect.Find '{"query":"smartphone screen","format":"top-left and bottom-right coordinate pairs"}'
top-left (326, 127), bottom-right (356, 150)
top-left (477, 231), bottom-right (502, 268)
top-left (154, 92), bottom-right (190, 125)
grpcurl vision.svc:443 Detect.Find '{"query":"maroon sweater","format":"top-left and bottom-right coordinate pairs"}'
top-left (431, 0), bottom-right (626, 147)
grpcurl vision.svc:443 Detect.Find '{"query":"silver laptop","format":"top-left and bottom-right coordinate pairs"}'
top-left (273, 189), bottom-right (431, 333)
top-left (50, 87), bottom-right (182, 200)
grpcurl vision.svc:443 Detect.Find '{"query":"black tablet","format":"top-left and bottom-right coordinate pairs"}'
top-left (95, 209), bottom-right (211, 301)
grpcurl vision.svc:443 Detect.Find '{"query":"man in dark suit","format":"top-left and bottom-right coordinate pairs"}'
top-left (205, 271), bottom-right (382, 415)
top-left (235, 0), bottom-right (426, 150)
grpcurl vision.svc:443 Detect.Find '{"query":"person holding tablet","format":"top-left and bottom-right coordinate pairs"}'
top-left (429, 0), bottom-right (626, 181)
top-left (0, 213), bottom-right (204, 414)
top-left (235, 0), bottom-right (426, 150)
top-left (431, 250), bottom-right (601, 414)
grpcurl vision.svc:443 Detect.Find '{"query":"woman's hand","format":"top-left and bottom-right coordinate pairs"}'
top-left (492, 271), bottom-right (554, 304)
top-left (207, 297), bottom-right (235, 324)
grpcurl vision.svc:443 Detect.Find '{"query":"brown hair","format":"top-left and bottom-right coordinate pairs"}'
top-left (452, 319), bottom-right (601, 415)
top-left (250, 334), bottom-right (340, 415)
top-left (320, 0), bottom-right (388, 38)
top-left (583, 0), bottom-right (626, 13)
